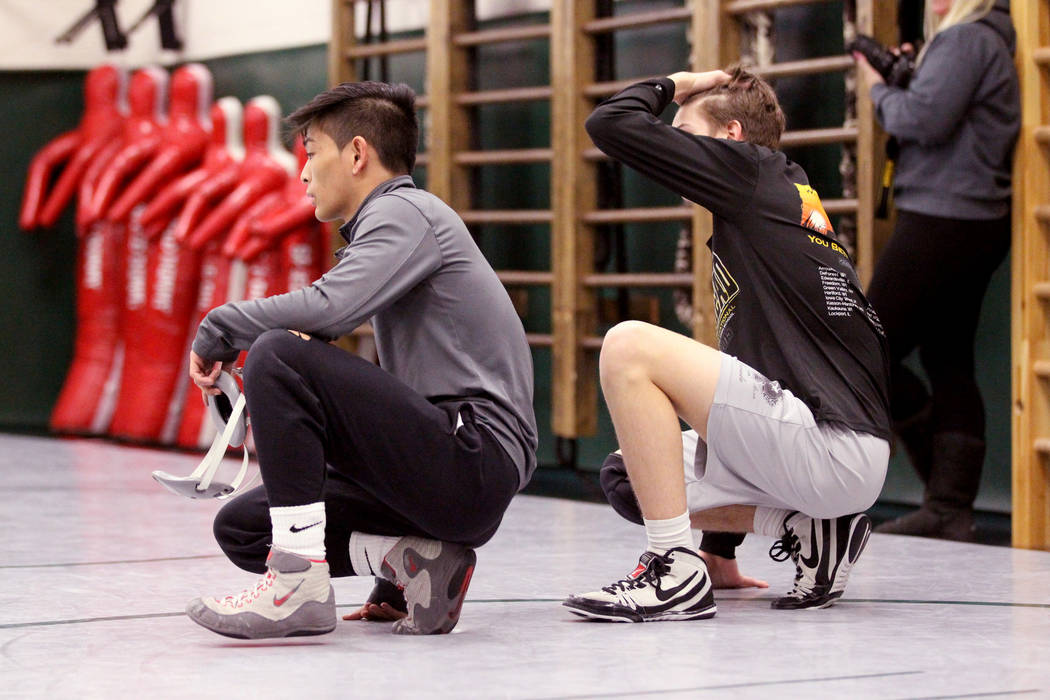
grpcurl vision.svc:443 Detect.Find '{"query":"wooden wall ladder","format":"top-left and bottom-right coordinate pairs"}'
top-left (1012, 0), bottom-right (1050, 550)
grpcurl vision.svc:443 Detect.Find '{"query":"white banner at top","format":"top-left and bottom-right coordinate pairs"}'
top-left (0, 0), bottom-right (550, 71)
top-left (0, 0), bottom-right (330, 70)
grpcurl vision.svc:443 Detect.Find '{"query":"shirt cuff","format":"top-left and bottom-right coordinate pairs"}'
top-left (192, 312), bottom-right (241, 363)
top-left (646, 77), bottom-right (677, 112)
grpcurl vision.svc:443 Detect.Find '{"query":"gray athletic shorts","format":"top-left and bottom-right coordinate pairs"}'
top-left (681, 353), bottom-right (889, 519)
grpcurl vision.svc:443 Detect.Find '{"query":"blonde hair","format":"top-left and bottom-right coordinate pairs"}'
top-left (919, 0), bottom-right (997, 63)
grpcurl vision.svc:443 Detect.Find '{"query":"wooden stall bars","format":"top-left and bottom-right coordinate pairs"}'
top-left (544, 0), bottom-right (739, 447)
top-left (1012, 0), bottom-right (1050, 549)
top-left (575, 3), bottom-right (725, 349)
top-left (551, 1), bottom-right (598, 438)
top-left (566, 1), bottom-right (729, 398)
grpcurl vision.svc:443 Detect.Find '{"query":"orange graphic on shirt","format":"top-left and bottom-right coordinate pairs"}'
top-left (794, 183), bottom-right (834, 235)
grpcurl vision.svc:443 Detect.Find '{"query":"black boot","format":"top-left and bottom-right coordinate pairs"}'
top-left (875, 432), bottom-right (984, 542)
top-left (893, 402), bottom-right (933, 484)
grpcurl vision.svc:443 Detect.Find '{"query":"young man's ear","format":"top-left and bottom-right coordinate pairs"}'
top-left (725, 120), bottom-right (745, 142)
top-left (348, 135), bottom-right (368, 174)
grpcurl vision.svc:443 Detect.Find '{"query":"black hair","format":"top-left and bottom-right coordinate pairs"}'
top-left (286, 81), bottom-right (418, 173)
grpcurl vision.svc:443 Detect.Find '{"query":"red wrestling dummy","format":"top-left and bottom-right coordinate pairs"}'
top-left (139, 97), bottom-right (245, 234)
top-left (175, 95), bottom-right (293, 251)
top-left (49, 68), bottom-right (166, 434)
top-left (175, 97), bottom-right (296, 448)
top-left (104, 64), bottom-right (212, 223)
top-left (225, 137), bottom-right (327, 293)
top-left (231, 169), bottom-right (313, 314)
top-left (107, 65), bottom-right (214, 442)
top-left (20, 64), bottom-right (126, 231)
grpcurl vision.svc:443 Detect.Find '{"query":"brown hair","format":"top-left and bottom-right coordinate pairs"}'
top-left (286, 81), bottom-right (418, 173)
top-left (682, 66), bottom-right (785, 150)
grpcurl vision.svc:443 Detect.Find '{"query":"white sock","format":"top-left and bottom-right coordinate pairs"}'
top-left (753, 506), bottom-right (794, 538)
top-left (270, 503), bottom-right (326, 559)
top-left (643, 512), bottom-right (694, 555)
top-left (349, 532), bottom-right (401, 576)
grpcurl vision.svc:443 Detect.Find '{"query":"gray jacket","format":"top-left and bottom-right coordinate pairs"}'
top-left (193, 175), bottom-right (538, 488)
top-left (871, 0), bottom-right (1020, 219)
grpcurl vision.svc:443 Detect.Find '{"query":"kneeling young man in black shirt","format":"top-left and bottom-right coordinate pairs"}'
top-left (564, 67), bottom-right (891, 621)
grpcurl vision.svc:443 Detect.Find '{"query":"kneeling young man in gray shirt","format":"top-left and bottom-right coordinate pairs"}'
top-left (185, 81), bottom-right (537, 639)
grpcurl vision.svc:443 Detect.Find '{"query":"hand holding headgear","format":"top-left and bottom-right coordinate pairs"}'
top-left (151, 369), bottom-right (256, 499)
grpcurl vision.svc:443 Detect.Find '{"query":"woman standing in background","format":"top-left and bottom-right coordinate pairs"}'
top-left (854, 0), bottom-right (1019, 541)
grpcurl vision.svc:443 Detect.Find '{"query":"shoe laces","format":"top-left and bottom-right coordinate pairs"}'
top-left (769, 519), bottom-right (817, 599)
top-left (601, 555), bottom-right (669, 594)
top-left (768, 531), bottom-right (800, 563)
top-left (222, 569), bottom-right (276, 608)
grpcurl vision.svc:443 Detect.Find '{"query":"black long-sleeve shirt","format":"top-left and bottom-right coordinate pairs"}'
top-left (586, 78), bottom-right (891, 439)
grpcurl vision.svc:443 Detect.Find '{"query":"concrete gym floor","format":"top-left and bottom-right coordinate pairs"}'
top-left (2, 433), bottom-right (1048, 699)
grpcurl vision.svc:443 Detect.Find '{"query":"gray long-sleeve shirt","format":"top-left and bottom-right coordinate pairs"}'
top-left (193, 175), bottom-right (538, 488)
top-left (871, 0), bottom-right (1019, 220)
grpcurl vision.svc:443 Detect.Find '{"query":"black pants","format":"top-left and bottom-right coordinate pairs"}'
top-left (214, 329), bottom-right (520, 576)
top-left (866, 209), bottom-right (1010, 436)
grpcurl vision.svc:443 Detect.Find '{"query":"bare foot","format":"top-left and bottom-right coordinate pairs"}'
top-left (700, 551), bottom-right (769, 589)
top-left (342, 602), bottom-right (408, 622)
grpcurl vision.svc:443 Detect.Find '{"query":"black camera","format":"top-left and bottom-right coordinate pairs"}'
top-left (849, 34), bottom-right (916, 89)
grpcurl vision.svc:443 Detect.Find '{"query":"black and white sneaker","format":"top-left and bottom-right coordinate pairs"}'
top-left (563, 547), bottom-right (716, 622)
top-left (769, 511), bottom-right (872, 610)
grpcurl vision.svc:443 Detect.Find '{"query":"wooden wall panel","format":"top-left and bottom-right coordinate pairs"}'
top-left (1012, 0), bottom-right (1050, 549)
top-left (551, 0), bottom-right (598, 437)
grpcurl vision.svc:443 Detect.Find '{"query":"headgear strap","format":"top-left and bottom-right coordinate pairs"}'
top-left (152, 371), bottom-right (258, 499)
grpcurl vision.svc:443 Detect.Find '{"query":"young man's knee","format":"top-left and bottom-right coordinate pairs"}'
top-left (243, 329), bottom-right (305, 382)
top-left (599, 321), bottom-right (655, 379)
top-left (424, 517), bottom-right (500, 549)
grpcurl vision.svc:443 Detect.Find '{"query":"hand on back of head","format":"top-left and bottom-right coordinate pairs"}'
top-left (667, 70), bottom-right (733, 105)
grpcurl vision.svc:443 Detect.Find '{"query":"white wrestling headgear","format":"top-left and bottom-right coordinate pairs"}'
top-left (152, 370), bottom-right (258, 499)
top-left (206, 371), bottom-right (247, 448)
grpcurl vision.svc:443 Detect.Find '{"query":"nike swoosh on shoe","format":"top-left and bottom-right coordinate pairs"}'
top-left (800, 519), bottom-right (821, 570)
top-left (654, 571), bottom-right (698, 602)
top-left (273, 579), bottom-right (304, 607)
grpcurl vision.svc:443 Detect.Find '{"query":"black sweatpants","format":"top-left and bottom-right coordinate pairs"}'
top-left (214, 329), bottom-right (520, 577)
top-left (866, 209), bottom-right (1010, 436)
